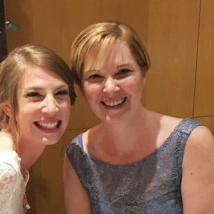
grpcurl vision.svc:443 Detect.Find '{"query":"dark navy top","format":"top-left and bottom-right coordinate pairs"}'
top-left (66, 118), bottom-right (201, 214)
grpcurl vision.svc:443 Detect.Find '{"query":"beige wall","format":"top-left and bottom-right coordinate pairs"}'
top-left (5, 0), bottom-right (214, 213)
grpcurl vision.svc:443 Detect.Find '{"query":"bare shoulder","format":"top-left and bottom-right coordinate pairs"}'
top-left (149, 111), bottom-right (182, 129)
top-left (183, 124), bottom-right (214, 171)
top-left (160, 114), bottom-right (182, 127)
top-left (185, 125), bottom-right (214, 155)
top-left (0, 131), bottom-right (15, 151)
top-left (181, 126), bottom-right (214, 213)
top-left (189, 124), bottom-right (213, 140)
top-left (153, 113), bottom-right (182, 139)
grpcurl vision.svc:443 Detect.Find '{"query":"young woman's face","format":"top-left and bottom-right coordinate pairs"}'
top-left (82, 41), bottom-right (145, 122)
top-left (16, 65), bottom-right (71, 145)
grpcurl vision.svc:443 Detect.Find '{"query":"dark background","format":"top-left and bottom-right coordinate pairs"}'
top-left (0, 0), bottom-right (7, 62)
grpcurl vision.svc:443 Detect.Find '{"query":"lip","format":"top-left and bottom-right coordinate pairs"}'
top-left (34, 120), bottom-right (62, 132)
top-left (101, 97), bottom-right (127, 108)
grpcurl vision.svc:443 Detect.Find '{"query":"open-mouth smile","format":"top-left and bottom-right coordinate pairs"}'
top-left (34, 120), bottom-right (61, 129)
top-left (101, 97), bottom-right (127, 108)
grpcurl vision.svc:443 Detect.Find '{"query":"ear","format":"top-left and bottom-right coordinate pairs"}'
top-left (1, 103), bottom-right (12, 118)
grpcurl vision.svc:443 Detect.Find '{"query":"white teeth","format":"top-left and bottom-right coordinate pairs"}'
top-left (103, 98), bottom-right (125, 107)
top-left (37, 122), bottom-right (58, 129)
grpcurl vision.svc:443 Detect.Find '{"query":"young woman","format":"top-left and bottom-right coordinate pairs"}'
top-left (0, 44), bottom-right (76, 213)
top-left (64, 21), bottom-right (214, 214)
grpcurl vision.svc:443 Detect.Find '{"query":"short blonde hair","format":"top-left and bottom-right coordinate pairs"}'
top-left (70, 21), bottom-right (150, 90)
top-left (0, 44), bottom-right (76, 132)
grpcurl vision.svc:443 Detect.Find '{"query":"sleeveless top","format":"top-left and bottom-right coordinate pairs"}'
top-left (66, 118), bottom-right (201, 214)
top-left (0, 151), bottom-right (29, 214)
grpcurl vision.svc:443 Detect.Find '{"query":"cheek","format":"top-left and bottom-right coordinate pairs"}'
top-left (131, 76), bottom-right (145, 92)
top-left (123, 81), bottom-right (142, 93)
top-left (83, 84), bottom-right (101, 101)
top-left (16, 108), bottom-right (33, 126)
top-left (17, 104), bottom-right (37, 119)
top-left (15, 110), bottom-right (32, 134)
top-left (65, 105), bottom-right (71, 115)
top-left (122, 81), bottom-right (144, 101)
top-left (61, 102), bottom-right (71, 117)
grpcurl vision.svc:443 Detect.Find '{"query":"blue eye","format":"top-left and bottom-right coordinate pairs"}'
top-left (55, 90), bottom-right (69, 99)
top-left (25, 92), bottom-right (43, 101)
top-left (87, 74), bottom-right (103, 83)
top-left (26, 92), bottom-right (40, 97)
top-left (115, 69), bottom-right (133, 79)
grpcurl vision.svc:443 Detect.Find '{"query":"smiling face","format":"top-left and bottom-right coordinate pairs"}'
top-left (83, 41), bottom-right (145, 122)
top-left (16, 65), bottom-right (71, 146)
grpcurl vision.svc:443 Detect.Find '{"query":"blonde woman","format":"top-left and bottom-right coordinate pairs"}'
top-left (64, 22), bottom-right (214, 214)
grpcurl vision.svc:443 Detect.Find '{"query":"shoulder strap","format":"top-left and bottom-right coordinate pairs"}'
top-left (172, 118), bottom-right (202, 184)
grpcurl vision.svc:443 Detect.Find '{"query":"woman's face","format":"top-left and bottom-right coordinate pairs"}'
top-left (82, 41), bottom-right (145, 122)
top-left (16, 65), bottom-right (71, 145)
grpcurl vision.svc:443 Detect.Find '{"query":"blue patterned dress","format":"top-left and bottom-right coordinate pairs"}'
top-left (66, 118), bottom-right (201, 214)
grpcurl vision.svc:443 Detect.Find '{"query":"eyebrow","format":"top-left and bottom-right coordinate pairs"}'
top-left (85, 63), bottom-right (134, 72)
top-left (117, 64), bottom-right (135, 69)
top-left (83, 69), bottom-right (100, 78)
top-left (23, 84), bottom-right (69, 92)
top-left (83, 62), bottom-right (136, 77)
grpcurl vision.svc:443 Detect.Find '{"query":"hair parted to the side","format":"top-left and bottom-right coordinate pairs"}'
top-left (70, 21), bottom-right (151, 91)
top-left (0, 44), bottom-right (76, 134)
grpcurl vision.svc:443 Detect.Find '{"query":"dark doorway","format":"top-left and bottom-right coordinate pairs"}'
top-left (0, 0), bottom-right (7, 62)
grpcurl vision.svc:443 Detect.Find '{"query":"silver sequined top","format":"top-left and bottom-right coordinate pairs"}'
top-left (66, 118), bottom-right (201, 214)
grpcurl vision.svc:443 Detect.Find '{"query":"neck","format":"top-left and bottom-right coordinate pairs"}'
top-left (88, 108), bottom-right (163, 165)
top-left (99, 107), bottom-right (150, 153)
top-left (105, 106), bottom-right (147, 131)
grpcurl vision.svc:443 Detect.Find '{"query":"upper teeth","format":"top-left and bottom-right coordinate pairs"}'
top-left (38, 122), bottom-right (58, 129)
top-left (103, 98), bottom-right (124, 106)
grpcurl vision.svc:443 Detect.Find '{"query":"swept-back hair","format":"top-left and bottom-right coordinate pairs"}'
top-left (70, 21), bottom-right (150, 90)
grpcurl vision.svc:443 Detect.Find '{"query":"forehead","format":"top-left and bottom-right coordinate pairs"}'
top-left (84, 41), bottom-right (137, 72)
top-left (19, 65), bottom-right (67, 89)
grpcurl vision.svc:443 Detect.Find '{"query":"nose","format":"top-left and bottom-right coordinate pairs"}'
top-left (103, 77), bottom-right (119, 94)
top-left (41, 95), bottom-right (59, 115)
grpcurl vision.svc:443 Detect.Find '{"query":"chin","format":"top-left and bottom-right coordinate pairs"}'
top-left (40, 133), bottom-right (64, 146)
top-left (98, 114), bottom-right (122, 124)
top-left (41, 138), bottom-right (59, 146)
